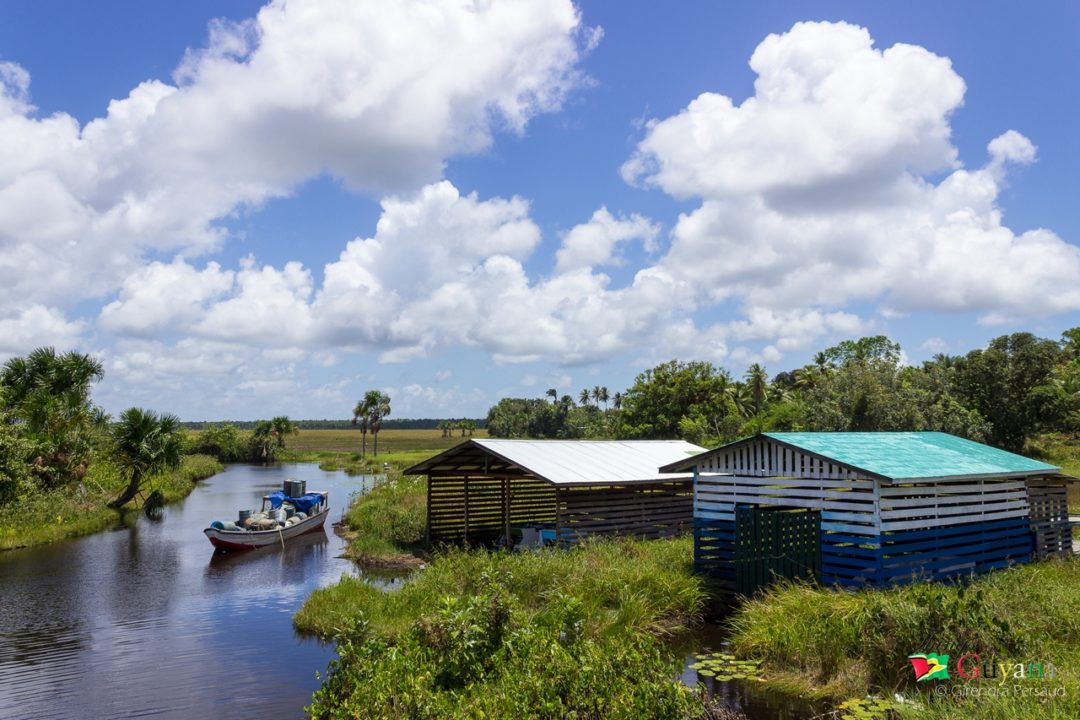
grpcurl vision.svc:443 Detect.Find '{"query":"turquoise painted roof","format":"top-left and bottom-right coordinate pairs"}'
top-left (763, 432), bottom-right (1059, 480)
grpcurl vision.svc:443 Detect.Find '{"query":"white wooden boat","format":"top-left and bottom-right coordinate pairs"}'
top-left (204, 490), bottom-right (329, 551)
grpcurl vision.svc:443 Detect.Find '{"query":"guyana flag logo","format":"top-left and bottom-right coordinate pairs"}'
top-left (908, 653), bottom-right (949, 682)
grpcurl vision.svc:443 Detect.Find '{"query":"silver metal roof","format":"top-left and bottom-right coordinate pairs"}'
top-left (408, 438), bottom-right (704, 486)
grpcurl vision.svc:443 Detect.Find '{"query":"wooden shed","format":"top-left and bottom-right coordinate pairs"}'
top-left (660, 432), bottom-right (1073, 595)
top-left (406, 439), bottom-right (704, 545)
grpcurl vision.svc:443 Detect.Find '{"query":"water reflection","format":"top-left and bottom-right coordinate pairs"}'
top-left (0, 463), bottom-right (387, 720)
top-left (680, 624), bottom-right (826, 720)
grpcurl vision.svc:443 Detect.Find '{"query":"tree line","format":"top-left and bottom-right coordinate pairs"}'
top-left (486, 330), bottom-right (1080, 454)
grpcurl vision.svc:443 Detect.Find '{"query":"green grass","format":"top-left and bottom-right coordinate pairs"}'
top-left (296, 535), bottom-right (703, 639)
top-left (296, 536), bottom-right (707, 719)
top-left (0, 454), bottom-right (222, 551)
top-left (727, 558), bottom-right (1080, 719)
top-left (336, 470), bottom-right (427, 568)
top-left (278, 427), bottom-right (481, 478)
top-left (286, 427), bottom-right (484, 454)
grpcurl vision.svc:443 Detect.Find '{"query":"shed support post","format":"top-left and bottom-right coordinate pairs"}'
top-left (425, 475), bottom-right (432, 545)
top-left (503, 476), bottom-right (511, 547)
top-left (554, 486), bottom-right (562, 544)
top-left (463, 475), bottom-right (470, 544)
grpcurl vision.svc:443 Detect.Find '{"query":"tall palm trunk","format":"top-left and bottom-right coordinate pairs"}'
top-left (108, 470), bottom-right (143, 508)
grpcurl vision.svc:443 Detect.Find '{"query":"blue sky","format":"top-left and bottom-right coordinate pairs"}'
top-left (0, 1), bottom-right (1077, 420)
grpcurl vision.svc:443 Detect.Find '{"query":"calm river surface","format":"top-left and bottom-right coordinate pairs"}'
top-left (0, 463), bottom-right (386, 720)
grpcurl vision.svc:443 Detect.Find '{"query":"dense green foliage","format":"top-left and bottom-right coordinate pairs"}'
top-left (187, 417), bottom-right (300, 462)
top-left (338, 471), bottom-right (427, 567)
top-left (186, 422), bottom-right (251, 461)
top-left (296, 538), bottom-right (705, 719)
top-left (484, 330), bottom-right (1080, 454)
top-left (728, 559), bottom-right (1080, 719)
top-left (620, 360), bottom-right (736, 440)
top-left (0, 347), bottom-right (221, 547)
top-left (1, 348), bottom-right (106, 489)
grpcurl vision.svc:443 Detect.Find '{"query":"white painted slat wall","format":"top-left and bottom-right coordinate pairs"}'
top-left (699, 437), bottom-right (860, 480)
top-left (692, 436), bottom-right (1036, 538)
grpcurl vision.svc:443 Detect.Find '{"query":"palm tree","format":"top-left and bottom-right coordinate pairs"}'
top-left (546, 388), bottom-right (558, 404)
top-left (744, 364), bottom-right (769, 416)
top-left (579, 389), bottom-right (591, 407)
top-left (612, 392), bottom-right (624, 410)
top-left (354, 399), bottom-right (375, 455)
top-left (252, 420), bottom-right (275, 460)
top-left (270, 415), bottom-right (298, 448)
top-left (108, 408), bottom-right (183, 508)
top-left (364, 390), bottom-right (392, 456)
top-left (598, 386), bottom-right (610, 411)
top-left (1, 347), bottom-right (106, 487)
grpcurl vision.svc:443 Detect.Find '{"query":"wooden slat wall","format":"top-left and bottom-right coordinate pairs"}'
top-left (822, 517), bottom-right (1033, 587)
top-left (696, 474), bottom-right (877, 536)
top-left (557, 481), bottom-right (692, 542)
top-left (700, 437), bottom-right (860, 480)
top-left (428, 475), bottom-right (555, 543)
top-left (876, 478), bottom-right (1029, 531)
top-left (693, 517), bottom-right (735, 591)
top-left (1027, 477), bottom-right (1071, 558)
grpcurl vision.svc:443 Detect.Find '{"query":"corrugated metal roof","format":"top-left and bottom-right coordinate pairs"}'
top-left (763, 432), bottom-right (1059, 480)
top-left (661, 431), bottom-right (1059, 481)
top-left (407, 439), bottom-right (705, 485)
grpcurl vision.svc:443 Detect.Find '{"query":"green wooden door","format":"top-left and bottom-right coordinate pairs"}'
top-left (735, 505), bottom-right (821, 596)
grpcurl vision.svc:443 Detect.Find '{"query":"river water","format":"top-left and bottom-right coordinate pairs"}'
top-left (1, 463), bottom-right (824, 720)
top-left (0, 463), bottom-right (384, 720)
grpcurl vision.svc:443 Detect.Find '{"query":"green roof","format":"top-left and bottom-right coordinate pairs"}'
top-left (763, 432), bottom-right (1059, 481)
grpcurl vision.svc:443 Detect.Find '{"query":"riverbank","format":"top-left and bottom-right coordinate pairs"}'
top-left (0, 453), bottom-right (222, 551)
top-left (295, 536), bottom-right (708, 719)
top-left (727, 558), bottom-right (1080, 719)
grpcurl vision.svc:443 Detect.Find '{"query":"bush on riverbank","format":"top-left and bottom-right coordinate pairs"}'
top-left (296, 537), bottom-right (706, 718)
top-left (0, 454), bottom-right (222, 550)
top-left (727, 558), bottom-right (1080, 719)
top-left (337, 470), bottom-right (427, 567)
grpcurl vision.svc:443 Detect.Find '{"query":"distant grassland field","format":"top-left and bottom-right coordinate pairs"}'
top-left (281, 427), bottom-right (487, 472)
top-left (289, 427), bottom-right (485, 454)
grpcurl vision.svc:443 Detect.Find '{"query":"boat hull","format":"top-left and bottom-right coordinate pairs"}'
top-left (204, 507), bottom-right (329, 550)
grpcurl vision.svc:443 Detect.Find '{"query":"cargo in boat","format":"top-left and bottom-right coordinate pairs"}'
top-left (204, 480), bottom-right (329, 551)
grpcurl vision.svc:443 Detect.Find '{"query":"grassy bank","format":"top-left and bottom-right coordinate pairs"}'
top-left (335, 470), bottom-right (427, 568)
top-left (295, 536), bottom-right (707, 719)
top-left (0, 454), bottom-right (222, 551)
top-left (728, 558), bottom-right (1080, 719)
